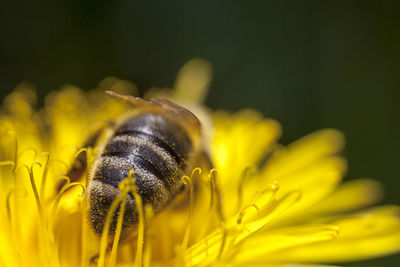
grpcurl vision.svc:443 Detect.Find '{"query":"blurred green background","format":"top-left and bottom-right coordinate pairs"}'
top-left (1, 1), bottom-right (399, 266)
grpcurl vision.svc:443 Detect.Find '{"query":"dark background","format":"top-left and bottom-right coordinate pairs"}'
top-left (1, 1), bottom-right (399, 266)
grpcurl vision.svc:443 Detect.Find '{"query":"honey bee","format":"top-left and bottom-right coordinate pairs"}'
top-left (70, 91), bottom-right (210, 238)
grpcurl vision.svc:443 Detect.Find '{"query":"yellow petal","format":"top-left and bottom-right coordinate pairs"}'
top-left (261, 129), bottom-right (345, 182)
top-left (266, 231), bottom-right (400, 263)
top-left (234, 224), bottom-right (338, 264)
top-left (263, 206), bottom-right (400, 263)
top-left (213, 110), bottom-right (281, 176)
top-left (174, 58), bottom-right (212, 104)
top-left (234, 264), bottom-right (340, 267)
top-left (212, 110), bottom-right (282, 216)
top-left (237, 190), bottom-right (301, 239)
top-left (265, 157), bottom-right (346, 227)
top-left (307, 179), bottom-right (384, 215)
top-left (185, 189), bottom-right (302, 266)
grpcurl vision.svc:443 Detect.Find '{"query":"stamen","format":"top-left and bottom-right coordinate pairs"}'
top-left (5, 189), bottom-right (22, 267)
top-left (7, 130), bottom-right (18, 171)
top-left (74, 147), bottom-right (88, 159)
top-left (58, 175), bottom-right (71, 185)
top-left (85, 148), bottom-right (96, 188)
top-left (106, 172), bottom-right (138, 266)
top-left (39, 153), bottom-right (50, 201)
top-left (235, 189), bottom-right (301, 244)
top-left (236, 204), bottom-right (259, 225)
top-left (192, 167), bottom-right (202, 177)
top-left (17, 163), bottom-right (45, 225)
top-left (184, 229), bottom-right (228, 265)
top-left (129, 171), bottom-right (145, 267)
top-left (181, 175), bottom-right (194, 250)
top-left (209, 169), bottom-right (225, 222)
top-left (143, 205), bottom-right (154, 267)
top-left (208, 169), bottom-right (218, 212)
top-left (236, 181), bottom-right (279, 225)
top-left (2, 137), bottom-right (21, 258)
top-left (6, 190), bottom-right (13, 223)
top-left (217, 223), bottom-right (228, 261)
top-left (236, 166), bottom-right (256, 212)
top-left (50, 180), bottom-right (84, 267)
top-left (199, 169), bottom-right (220, 257)
top-left (16, 163), bottom-right (59, 267)
top-left (74, 148), bottom-right (89, 187)
top-left (80, 147), bottom-right (94, 267)
top-left (179, 168), bottom-right (200, 255)
top-left (108, 188), bottom-right (127, 267)
top-left (98, 169), bottom-right (135, 267)
top-left (100, 170), bottom-right (144, 266)
top-left (9, 185), bottom-right (27, 257)
top-left (0, 160), bottom-right (16, 168)
top-left (80, 197), bottom-right (89, 267)
top-left (208, 169), bottom-right (228, 261)
top-left (49, 181), bottom-right (85, 237)
top-left (98, 191), bottom-right (123, 267)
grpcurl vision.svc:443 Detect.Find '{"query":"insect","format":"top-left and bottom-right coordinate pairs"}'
top-left (70, 91), bottom-right (209, 238)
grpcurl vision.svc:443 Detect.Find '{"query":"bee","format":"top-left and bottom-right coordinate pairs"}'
top-left (69, 91), bottom-right (209, 238)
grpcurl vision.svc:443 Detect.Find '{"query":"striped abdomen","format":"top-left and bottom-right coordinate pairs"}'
top-left (88, 113), bottom-right (193, 236)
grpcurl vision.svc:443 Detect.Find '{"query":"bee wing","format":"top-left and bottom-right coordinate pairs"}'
top-left (105, 90), bottom-right (160, 109)
top-left (149, 97), bottom-right (201, 132)
top-left (106, 91), bottom-right (201, 137)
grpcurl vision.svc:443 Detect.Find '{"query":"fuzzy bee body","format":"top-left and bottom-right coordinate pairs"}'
top-left (87, 92), bottom-right (203, 237)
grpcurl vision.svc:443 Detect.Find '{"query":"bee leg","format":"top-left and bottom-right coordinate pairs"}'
top-left (177, 183), bottom-right (186, 194)
top-left (58, 120), bottom-right (115, 190)
top-left (65, 149), bottom-right (88, 184)
top-left (89, 254), bottom-right (99, 265)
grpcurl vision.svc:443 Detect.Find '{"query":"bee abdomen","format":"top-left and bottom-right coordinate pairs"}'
top-left (99, 133), bottom-right (184, 191)
top-left (116, 113), bottom-right (193, 166)
top-left (115, 130), bottom-right (184, 167)
top-left (89, 153), bottom-right (171, 236)
top-left (89, 113), bottom-right (194, 236)
top-left (92, 155), bottom-right (170, 206)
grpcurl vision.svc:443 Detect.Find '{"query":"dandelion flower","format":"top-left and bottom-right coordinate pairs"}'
top-left (0, 60), bottom-right (399, 267)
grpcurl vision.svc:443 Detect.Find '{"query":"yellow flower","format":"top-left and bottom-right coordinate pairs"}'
top-left (0, 59), bottom-right (399, 267)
